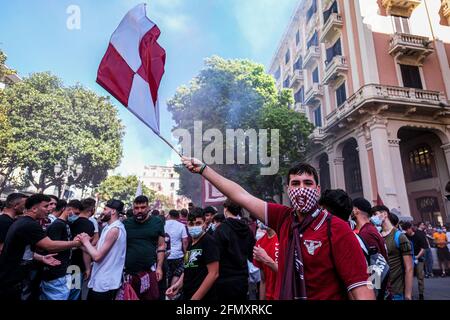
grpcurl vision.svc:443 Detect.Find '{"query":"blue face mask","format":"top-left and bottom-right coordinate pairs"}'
top-left (68, 215), bottom-right (79, 224)
top-left (188, 226), bottom-right (203, 239)
top-left (370, 215), bottom-right (382, 227)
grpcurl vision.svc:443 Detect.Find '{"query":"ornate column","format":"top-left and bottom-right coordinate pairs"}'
top-left (356, 126), bottom-right (374, 202)
top-left (441, 143), bottom-right (450, 177)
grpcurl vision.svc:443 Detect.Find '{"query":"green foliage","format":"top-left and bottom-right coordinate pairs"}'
top-left (97, 175), bottom-right (155, 206)
top-left (168, 56), bottom-right (313, 202)
top-left (0, 72), bottom-right (124, 192)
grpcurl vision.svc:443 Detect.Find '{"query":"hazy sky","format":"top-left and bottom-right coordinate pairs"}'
top-left (0, 0), bottom-right (298, 176)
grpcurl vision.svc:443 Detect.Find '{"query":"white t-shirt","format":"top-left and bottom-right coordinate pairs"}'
top-left (164, 219), bottom-right (188, 260)
top-left (89, 216), bottom-right (99, 233)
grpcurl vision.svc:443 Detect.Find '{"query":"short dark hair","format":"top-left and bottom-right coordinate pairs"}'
top-left (55, 199), bottom-right (67, 212)
top-left (371, 205), bottom-right (390, 216)
top-left (213, 213), bottom-right (225, 223)
top-left (402, 221), bottom-right (413, 230)
top-left (67, 199), bottom-right (84, 211)
top-left (47, 195), bottom-right (58, 202)
top-left (151, 209), bottom-right (160, 216)
top-left (5, 193), bottom-right (28, 209)
top-left (180, 208), bottom-right (188, 217)
top-left (353, 198), bottom-right (372, 216)
top-left (319, 189), bottom-right (353, 221)
top-left (134, 195), bottom-right (149, 204)
top-left (389, 213), bottom-right (399, 227)
top-left (169, 209), bottom-right (180, 219)
top-left (287, 163), bottom-right (319, 185)
top-left (204, 206), bottom-right (217, 215)
top-left (81, 198), bottom-right (96, 212)
top-left (25, 194), bottom-right (51, 210)
top-left (223, 199), bottom-right (242, 216)
top-left (188, 207), bottom-right (205, 222)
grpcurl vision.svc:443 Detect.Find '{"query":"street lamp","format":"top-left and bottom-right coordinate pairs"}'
top-left (54, 156), bottom-right (83, 200)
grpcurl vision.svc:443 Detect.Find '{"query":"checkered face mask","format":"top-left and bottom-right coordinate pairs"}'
top-left (288, 187), bottom-right (320, 214)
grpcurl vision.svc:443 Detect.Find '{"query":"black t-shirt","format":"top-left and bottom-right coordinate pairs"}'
top-left (70, 217), bottom-right (94, 272)
top-left (407, 231), bottom-right (429, 257)
top-left (0, 216), bottom-right (46, 287)
top-left (183, 233), bottom-right (219, 301)
top-left (0, 214), bottom-right (15, 244)
top-left (42, 219), bottom-right (72, 281)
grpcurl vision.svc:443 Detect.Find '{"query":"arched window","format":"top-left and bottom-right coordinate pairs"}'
top-left (408, 145), bottom-right (433, 181)
top-left (343, 140), bottom-right (363, 195)
top-left (319, 154), bottom-right (331, 191)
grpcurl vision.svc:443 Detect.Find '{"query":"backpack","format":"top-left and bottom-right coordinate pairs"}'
top-left (326, 215), bottom-right (389, 300)
top-left (355, 234), bottom-right (390, 299)
top-left (394, 230), bottom-right (416, 265)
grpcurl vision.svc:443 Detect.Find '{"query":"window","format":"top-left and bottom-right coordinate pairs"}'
top-left (296, 31), bottom-right (301, 46)
top-left (274, 67), bottom-right (281, 80)
top-left (400, 64), bottom-right (422, 89)
top-left (336, 82), bottom-right (346, 106)
top-left (294, 57), bottom-right (302, 70)
top-left (313, 106), bottom-right (322, 127)
top-left (326, 38), bottom-right (342, 64)
top-left (307, 32), bottom-right (318, 49)
top-left (312, 67), bottom-right (319, 83)
top-left (295, 87), bottom-right (304, 103)
top-left (343, 140), bottom-right (363, 195)
top-left (323, 1), bottom-right (338, 24)
top-left (285, 49), bottom-right (291, 64)
top-left (307, 0), bottom-right (317, 22)
top-left (392, 16), bottom-right (410, 34)
top-left (283, 76), bottom-right (290, 88)
top-left (409, 145), bottom-right (433, 181)
top-left (319, 154), bottom-right (331, 191)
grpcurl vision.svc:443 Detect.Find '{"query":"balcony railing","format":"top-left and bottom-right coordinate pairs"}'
top-left (303, 46), bottom-right (320, 68)
top-left (304, 83), bottom-right (323, 104)
top-left (309, 127), bottom-right (326, 142)
top-left (320, 13), bottom-right (343, 43)
top-left (290, 70), bottom-right (304, 87)
top-left (440, 0), bottom-right (450, 25)
top-left (325, 83), bottom-right (447, 126)
top-left (389, 33), bottom-right (434, 66)
top-left (323, 55), bottom-right (348, 84)
top-left (294, 102), bottom-right (307, 113)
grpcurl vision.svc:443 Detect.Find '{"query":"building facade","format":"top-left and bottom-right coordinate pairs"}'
top-left (269, 0), bottom-right (450, 225)
top-left (141, 164), bottom-right (190, 210)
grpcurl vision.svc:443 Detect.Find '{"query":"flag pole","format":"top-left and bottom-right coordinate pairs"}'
top-left (157, 133), bottom-right (183, 158)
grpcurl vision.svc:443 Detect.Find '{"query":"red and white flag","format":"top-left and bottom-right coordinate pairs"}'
top-left (97, 3), bottom-right (165, 134)
top-left (202, 177), bottom-right (227, 207)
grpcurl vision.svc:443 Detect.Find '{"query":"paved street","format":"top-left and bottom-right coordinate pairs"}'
top-left (413, 276), bottom-right (450, 300)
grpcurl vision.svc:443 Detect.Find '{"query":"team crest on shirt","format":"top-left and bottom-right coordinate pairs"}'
top-left (303, 240), bottom-right (322, 255)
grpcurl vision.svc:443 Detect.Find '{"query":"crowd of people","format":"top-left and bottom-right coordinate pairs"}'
top-left (0, 158), bottom-right (449, 301)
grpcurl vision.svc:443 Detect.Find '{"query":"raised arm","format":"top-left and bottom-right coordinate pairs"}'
top-left (80, 229), bottom-right (119, 263)
top-left (182, 157), bottom-right (266, 222)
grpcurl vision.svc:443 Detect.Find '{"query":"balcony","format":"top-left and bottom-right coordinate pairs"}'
top-left (325, 84), bottom-right (448, 128)
top-left (303, 46), bottom-right (321, 68)
top-left (309, 127), bottom-right (326, 143)
top-left (389, 33), bottom-right (434, 66)
top-left (304, 83), bottom-right (323, 105)
top-left (440, 0), bottom-right (450, 26)
top-left (320, 13), bottom-right (343, 44)
top-left (323, 55), bottom-right (348, 85)
top-left (381, 0), bottom-right (421, 18)
top-left (290, 70), bottom-right (304, 87)
top-left (294, 102), bottom-right (307, 113)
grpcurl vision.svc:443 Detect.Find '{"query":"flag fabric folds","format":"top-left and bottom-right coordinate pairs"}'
top-left (97, 3), bottom-right (166, 134)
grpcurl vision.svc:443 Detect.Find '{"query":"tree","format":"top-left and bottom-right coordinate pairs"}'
top-left (97, 175), bottom-right (156, 206)
top-left (0, 72), bottom-right (125, 194)
top-left (168, 56), bottom-right (313, 202)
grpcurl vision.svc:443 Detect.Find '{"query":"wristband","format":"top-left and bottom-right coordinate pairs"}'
top-left (199, 164), bottom-right (207, 175)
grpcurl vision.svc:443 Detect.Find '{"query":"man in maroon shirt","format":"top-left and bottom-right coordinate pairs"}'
top-left (352, 198), bottom-right (388, 260)
top-left (182, 157), bottom-right (375, 300)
